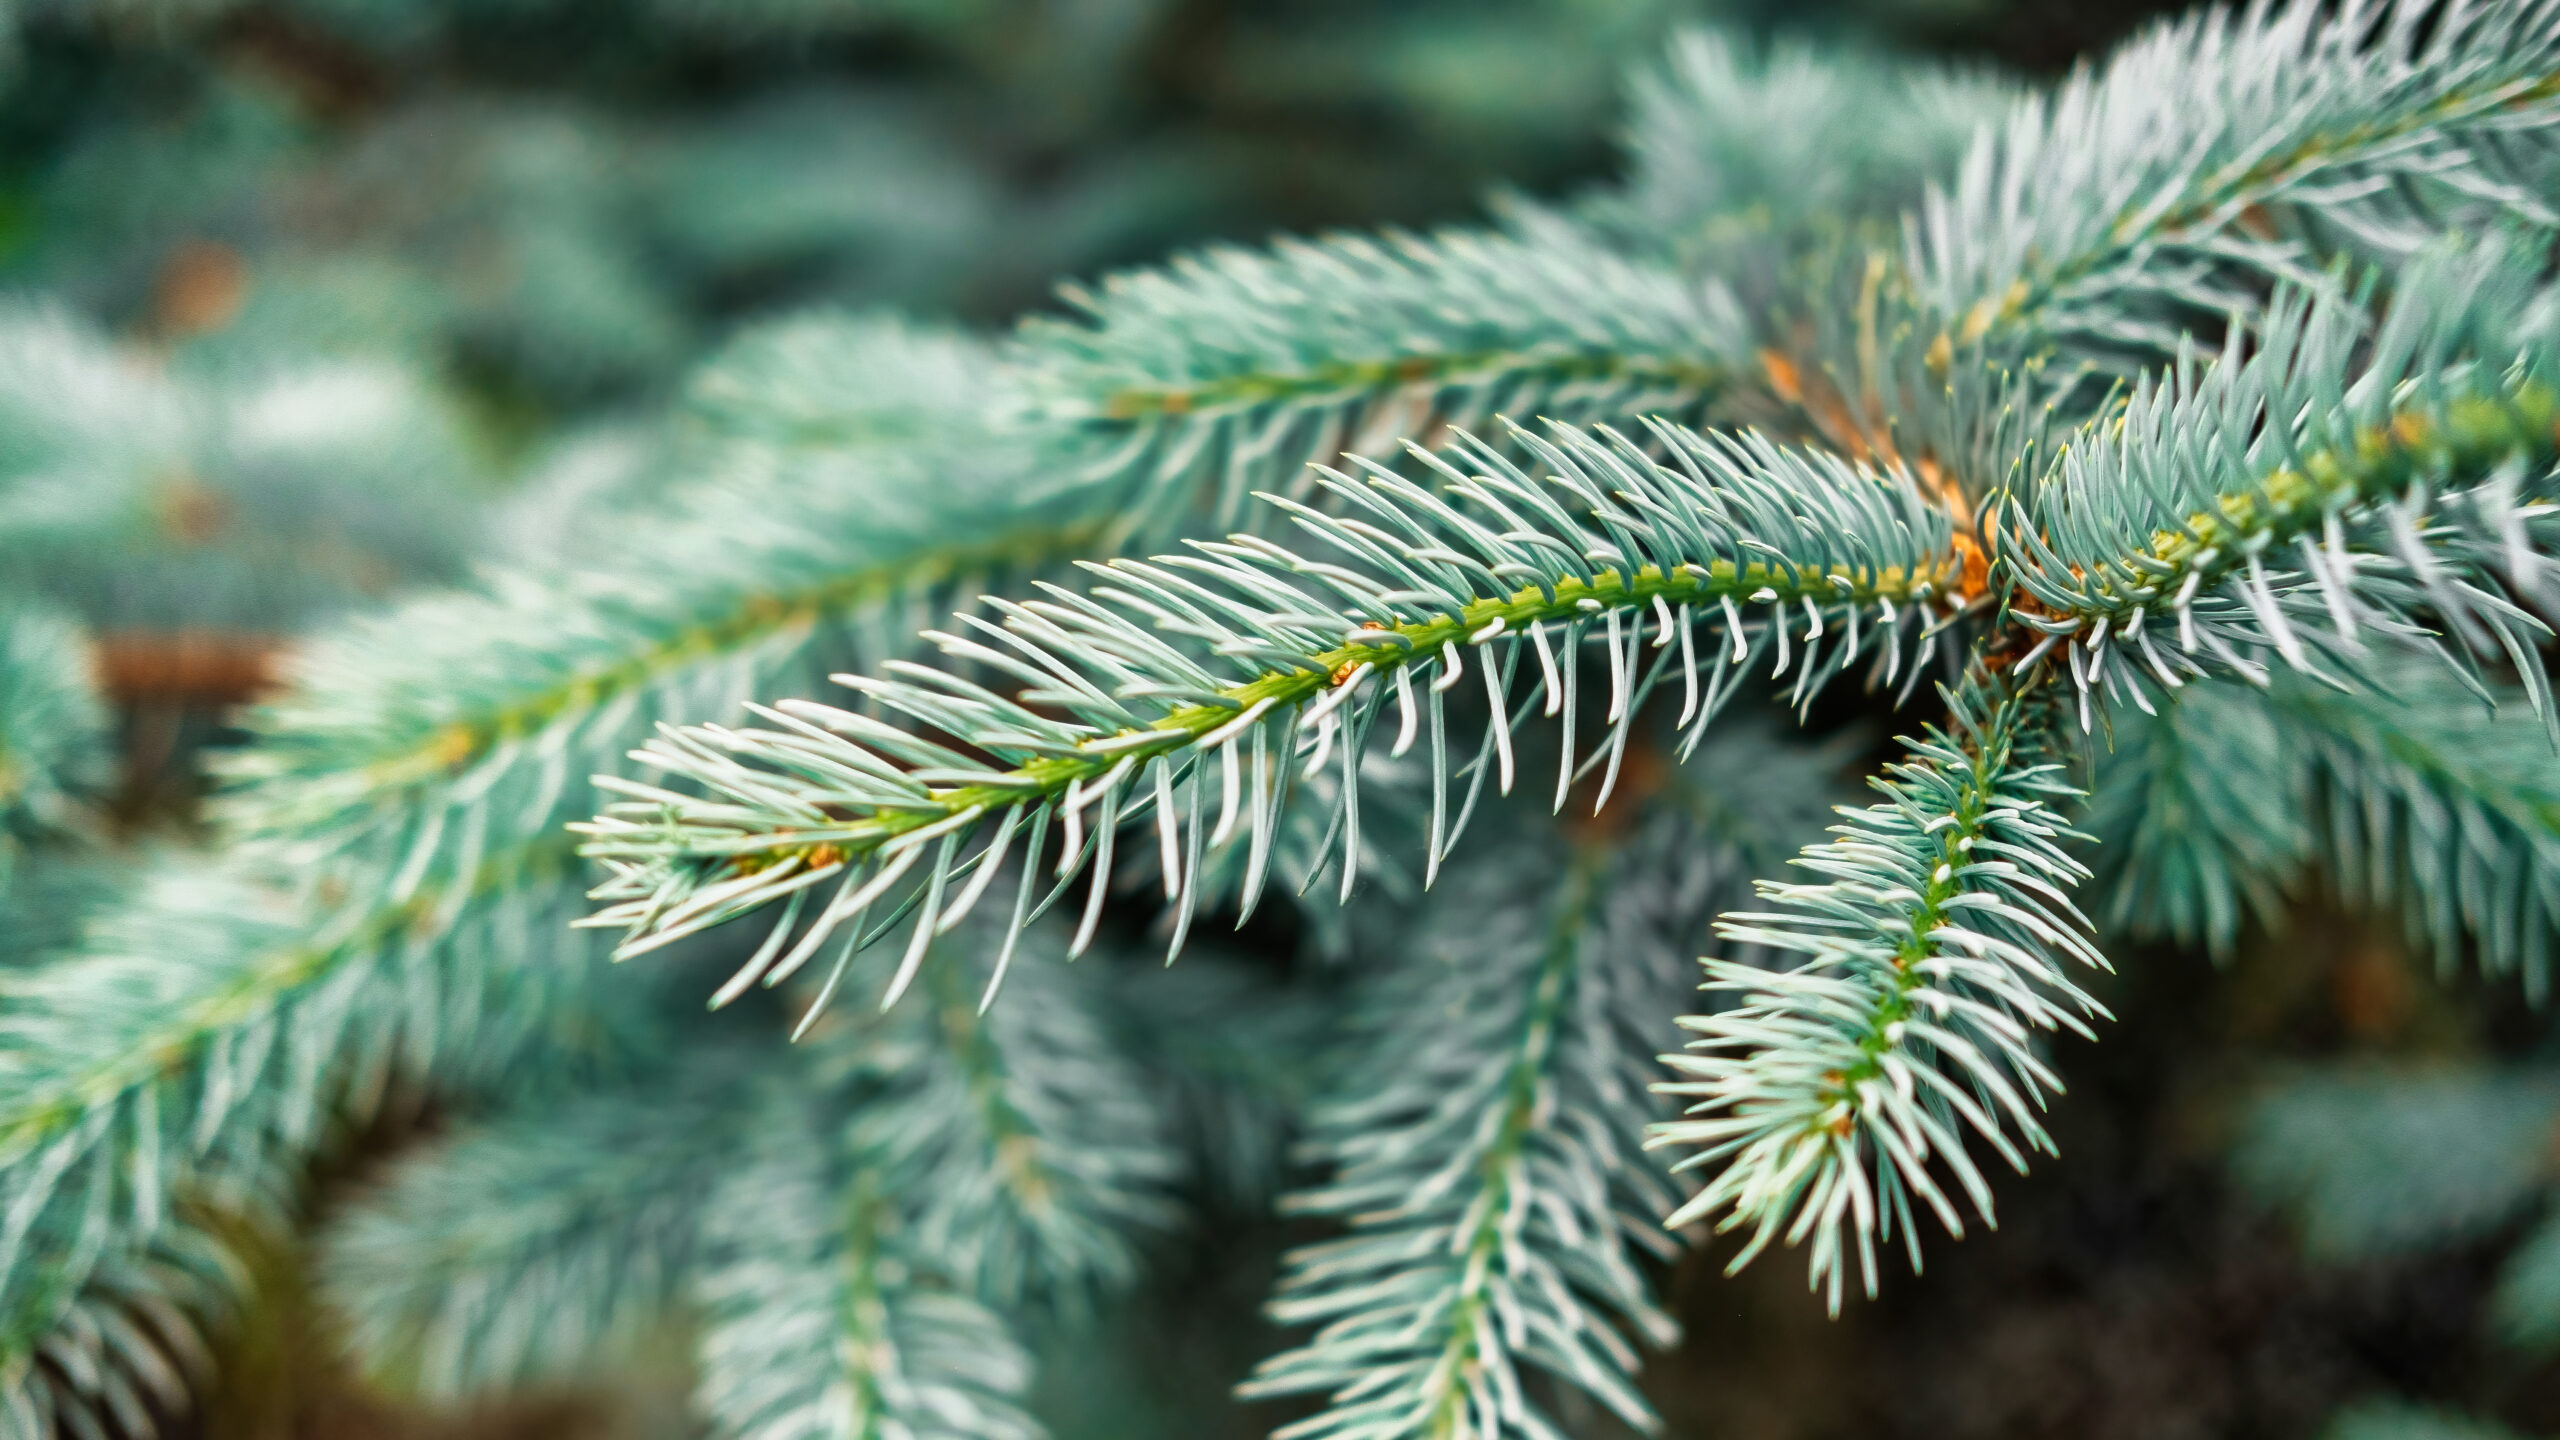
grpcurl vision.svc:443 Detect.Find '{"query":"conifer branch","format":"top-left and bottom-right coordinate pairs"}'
top-left (218, 318), bottom-right (1076, 857)
top-left (2002, 242), bottom-right (2560, 731)
top-left (29, 4), bottom-right (2560, 1417)
top-left (695, 1103), bottom-right (1043, 1440)
top-left (0, 835), bottom-right (588, 1170)
top-left (0, 864), bottom-right (308, 1434)
top-left (2086, 681), bottom-right (2306, 955)
top-left (0, 844), bottom-right (623, 1429)
top-left (0, 607), bottom-right (106, 888)
top-left (308, 918), bottom-right (1179, 1419)
top-left (1917, 0), bottom-right (2560, 360)
top-left (811, 921), bottom-right (1183, 1304)
top-left (2280, 663), bottom-right (2560, 1000)
top-left (578, 419), bottom-right (1963, 1014)
top-left (1015, 226), bottom-right (1754, 538)
top-left (2234, 1066), bottom-right (2560, 1261)
top-left (1652, 669), bottom-right (2101, 1312)
top-left (317, 1053), bottom-right (754, 1401)
top-left (1243, 727), bottom-right (1839, 1439)
top-left (0, 313), bottom-right (1304, 1419)
top-left (2090, 651), bottom-right (2560, 982)
top-left (1589, 29), bottom-right (2012, 276)
top-left (0, 319), bottom-right (1093, 1421)
top-left (0, 1260), bottom-right (217, 1440)
top-left (1243, 850), bottom-right (1668, 1440)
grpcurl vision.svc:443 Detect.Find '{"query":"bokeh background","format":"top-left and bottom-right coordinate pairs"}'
top-left (16, 1), bottom-right (2554, 1437)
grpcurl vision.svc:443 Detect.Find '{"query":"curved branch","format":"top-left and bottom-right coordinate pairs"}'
top-left (577, 420), bottom-right (1963, 1017)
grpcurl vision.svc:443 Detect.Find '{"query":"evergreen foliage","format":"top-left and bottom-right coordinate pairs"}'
top-left (2328, 1405), bottom-right (2532, 1440)
top-left (1242, 730), bottom-right (1836, 1438)
top-left (4, 0), bottom-right (2560, 1437)
top-left (315, 1049), bottom-right (755, 1402)
top-left (0, 607), bottom-right (104, 893)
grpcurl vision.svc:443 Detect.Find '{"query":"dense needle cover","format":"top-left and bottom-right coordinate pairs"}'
top-left (7, 1), bottom-right (2560, 1437)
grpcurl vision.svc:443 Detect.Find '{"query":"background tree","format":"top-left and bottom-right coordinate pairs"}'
top-left (7, 3), bottom-right (2560, 1440)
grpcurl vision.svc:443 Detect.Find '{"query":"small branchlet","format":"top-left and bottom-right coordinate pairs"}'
top-left (1652, 670), bottom-right (2099, 1310)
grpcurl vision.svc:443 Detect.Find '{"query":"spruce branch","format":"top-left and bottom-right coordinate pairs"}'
top-left (0, 1262), bottom-right (215, 1440)
top-left (577, 418), bottom-right (1963, 1014)
top-left (1916, 0), bottom-right (2560, 360)
top-left (1242, 849), bottom-right (1671, 1440)
top-left (316, 1050), bottom-right (757, 1402)
top-left (217, 318), bottom-right (1069, 857)
top-left (0, 833), bottom-right (596, 1173)
top-left (2001, 241), bottom-right (2560, 732)
top-left (0, 318), bottom-right (1089, 1419)
top-left (2087, 680), bottom-right (2308, 956)
top-left (1013, 226), bottom-right (1753, 539)
top-left (0, 310), bottom-right (1335, 1418)
top-left (1242, 727), bottom-right (1839, 1439)
top-left (0, 865), bottom-right (307, 1436)
top-left (2279, 661), bottom-right (2560, 998)
top-left (1588, 28), bottom-right (2012, 276)
top-left (168, 322), bottom-right (1126, 1219)
top-left (566, 12), bottom-right (2560, 1337)
top-left (0, 846), bottom-right (631, 1431)
top-left (0, 607), bottom-right (107, 890)
top-left (2090, 650), bottom-right (2560, 979)
top-left (314, 921), bottom-right (1178, 1417)
top-left (2234, 1065), bottom-right (2560, 1261)
top-left (694, 1096), bottom-right (1043, 1440)
top-left (1652, 668), bottom-right (2103, 1312)
top-left (222, 508), bottom-right (1102, 877)
top-left (806, 919), bottom-right (1183, 1305)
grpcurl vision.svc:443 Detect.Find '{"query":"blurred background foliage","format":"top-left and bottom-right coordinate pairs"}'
top-left (0, 0), bottom-right (2179, 816)
top-left (28, 1), bottom-right (2560, 1438)
top-left (0, 0), bottom-right (2173, 407)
